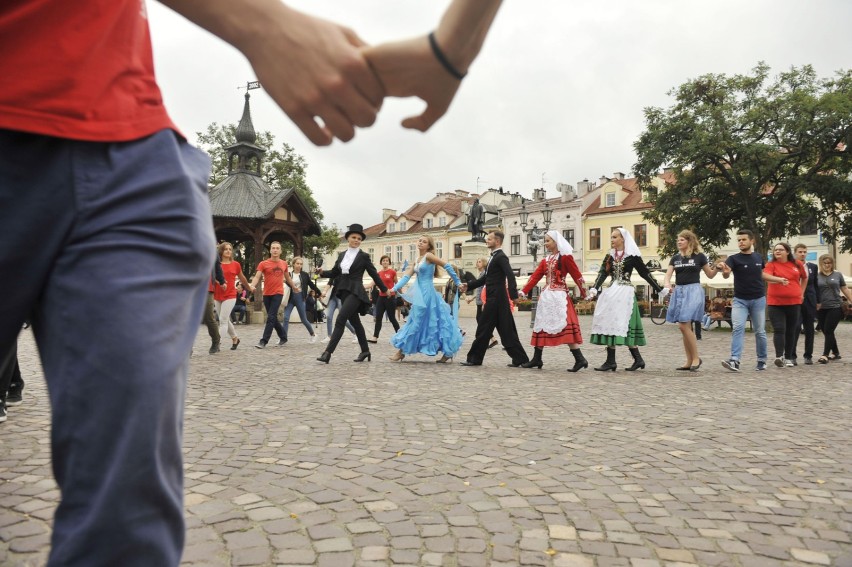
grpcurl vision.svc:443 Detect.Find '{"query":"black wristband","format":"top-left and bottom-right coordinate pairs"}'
top-left (428, 31), bottom-right (466, 81)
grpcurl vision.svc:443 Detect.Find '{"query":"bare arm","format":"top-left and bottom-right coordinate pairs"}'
top-left (662, 265), bottom-right (675, 289)
top-left (362, 0), bottom-right (503, 131)
top-left (158, 0), bottom-right (383, 146)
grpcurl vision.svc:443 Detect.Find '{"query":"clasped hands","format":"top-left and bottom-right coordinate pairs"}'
top-left (246, 6), bottom-right (463, 146)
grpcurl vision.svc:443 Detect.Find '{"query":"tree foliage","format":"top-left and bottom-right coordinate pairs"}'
top-left (196, 122), bottom-right (324, 225)
top-left (634, 63), bottom-right (852, 257)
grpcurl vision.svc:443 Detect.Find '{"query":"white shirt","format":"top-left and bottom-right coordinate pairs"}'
top-left (340, 247), bottom-right (359, 274)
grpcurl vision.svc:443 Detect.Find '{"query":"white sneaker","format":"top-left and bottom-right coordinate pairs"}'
top-left (774, 357), bottom-right (785, 368)
top-left (321, 336), bottom-right (330, 344)
top-left (784, 359), bottom-right (794, 367)
top-left (310, 334), bottom-right (317, 344)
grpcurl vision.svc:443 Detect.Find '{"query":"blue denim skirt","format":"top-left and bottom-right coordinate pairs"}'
top-left (666, 283), bottom-right (706, 323)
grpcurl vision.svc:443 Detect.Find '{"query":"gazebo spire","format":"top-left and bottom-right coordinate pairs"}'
top-left (226, 87), bottom-right (265, 176)
top-left (235, 92), bottom-right (257, 144)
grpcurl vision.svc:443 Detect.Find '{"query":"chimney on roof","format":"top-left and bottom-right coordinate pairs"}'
top-left (598, 176), bottom-right (609, 186)
top-left (613, 172), bottom-right (625, 180)
top-left (532, 188), bottom-right (546, 201)
top-left (382, 208), bottom-right (397, 222)
top-left (577, 179), bottom-right (595, 194)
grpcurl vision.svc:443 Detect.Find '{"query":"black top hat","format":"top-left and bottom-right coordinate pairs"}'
top-left (344, 223), bottom-right (367, 241)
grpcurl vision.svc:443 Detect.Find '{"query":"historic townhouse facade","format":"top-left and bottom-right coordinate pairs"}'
top-left (324, 188), bottom-right (523, 271)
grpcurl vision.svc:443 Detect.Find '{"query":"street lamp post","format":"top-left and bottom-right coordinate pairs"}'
top-left (519, 201), bottom-right (553, 265)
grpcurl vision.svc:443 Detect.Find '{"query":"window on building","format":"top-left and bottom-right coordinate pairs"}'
top-left (409, 244), bottom-right (416, 261)
top-left (454, 243), bottom-right (462, 258)
top-left (367, 248), bottom-right (374, 261)
top-left (800, 214), bottom-right (817, 235)
top-left (589, 228), bottom-right (601, 250)
top-left (384, 245), bottom-right (392, 256)
top-left (439, 216), bottom-right (446, 227)
top-left (634, 224), bottom-right (647, 247)
top-left (605, 192), bottom-right (616, 207)
top-left (562, 229), bottom-right (574, 246)
top-left (425, 218), bottom-right (433, 228)
top-left (436, 241), bottom-right (443, 259)
top-left (400, 221), bottom-right (407, 231)
top-left (510, 235), bottom-right (521, 255)
top-left (395, 245), bottom-right (403, 263)
top-left (389, 223), bottom-right (396, 233)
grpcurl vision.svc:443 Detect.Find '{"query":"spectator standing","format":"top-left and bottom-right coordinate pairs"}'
top-left (205, 259), bottom-right (227, 354)
top-left (465, 258), bottom-right (498, 349)
top-left (719, 229), bottom-right (769, 371)
top-left (792, 243), bottom-right (819, 364)
top-left (815, 255), bottom-right (852, 363)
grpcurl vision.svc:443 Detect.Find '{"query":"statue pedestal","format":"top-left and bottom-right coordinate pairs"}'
top-left (460, 241), bottom-right (489, 275)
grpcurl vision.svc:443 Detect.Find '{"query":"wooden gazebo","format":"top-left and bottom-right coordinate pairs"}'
top-left (209, 92), bottom-right (321, 309)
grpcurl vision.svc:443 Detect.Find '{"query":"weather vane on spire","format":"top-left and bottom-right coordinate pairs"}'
top-left (238, 81), bottom-right (262, 92)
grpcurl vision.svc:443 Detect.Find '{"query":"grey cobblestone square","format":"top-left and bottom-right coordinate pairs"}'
top-left (1, 315), bottom-right (851, 565)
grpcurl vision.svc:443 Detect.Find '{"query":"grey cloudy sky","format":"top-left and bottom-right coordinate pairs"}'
top-left (149, 1), bottom-right (851, 230)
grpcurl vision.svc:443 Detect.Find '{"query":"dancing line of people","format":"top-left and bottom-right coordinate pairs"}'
top-left (209, 225), bottom-right (850, 375)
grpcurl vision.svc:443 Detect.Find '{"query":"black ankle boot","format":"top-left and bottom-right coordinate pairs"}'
top-left (567, 348), bottom-right (588, 372)
top-left (354, 351), bottom-right (371, 362)
top-left (595, 348), bottom-right (617, 372)
top-left (521, 348), bottom-right (543, 369)
top-left (625, 347), bottom-right (645, 371)
top-left (317, 351), bottom-right (331, 364)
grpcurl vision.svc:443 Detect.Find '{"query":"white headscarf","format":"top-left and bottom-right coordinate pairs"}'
top-left (611, 227), bottom-right (641, 258)
top-left (545, 229), bottom-right (573, 258)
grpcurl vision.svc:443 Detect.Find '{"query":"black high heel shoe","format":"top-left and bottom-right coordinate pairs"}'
top-left (317, 351), bottom-right (331, 364)
top-left (354, 351), bottom-right (371, 362)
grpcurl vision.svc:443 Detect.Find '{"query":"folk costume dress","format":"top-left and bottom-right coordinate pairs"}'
top-left (391, 260), bottom-right (464, 358)
top-left (590, 229), bottom-right (662, 347)
top-left (522, 233), bottom-right (586, 348)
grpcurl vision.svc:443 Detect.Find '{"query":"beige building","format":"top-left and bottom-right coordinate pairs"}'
top-left (582, 172), bottom-right (672, 273)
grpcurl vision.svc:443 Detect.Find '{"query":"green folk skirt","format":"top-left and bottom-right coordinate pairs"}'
top-left (589, 301), bottom-right (647, 347)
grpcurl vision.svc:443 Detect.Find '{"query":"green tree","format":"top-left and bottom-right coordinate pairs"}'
top-left (634, 63), bottom-right (852, 257)
top-left (196, 122), bottom-right (324, 225)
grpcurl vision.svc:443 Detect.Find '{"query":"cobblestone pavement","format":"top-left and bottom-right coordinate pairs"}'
top-left (2, 315), bottom-right (851, 566)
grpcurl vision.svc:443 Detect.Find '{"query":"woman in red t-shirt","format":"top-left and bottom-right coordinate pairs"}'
top-left (763, 242), bottom-right (807, 367)
top-left (214, 242), bottom-right (254, 350)
top-left (369, 255), bottom-right (400, 342)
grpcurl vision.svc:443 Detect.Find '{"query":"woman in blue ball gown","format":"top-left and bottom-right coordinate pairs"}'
top-left (388, 234), bottom-right (464, 363)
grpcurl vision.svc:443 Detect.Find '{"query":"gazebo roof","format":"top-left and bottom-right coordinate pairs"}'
top-left (210, 173), bottom-right (294, 219)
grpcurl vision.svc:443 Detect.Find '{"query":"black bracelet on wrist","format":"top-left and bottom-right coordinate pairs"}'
top-left (428, 31), bottom-right (466, 81)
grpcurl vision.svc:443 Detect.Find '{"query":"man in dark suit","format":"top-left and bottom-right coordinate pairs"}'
top-left (792, 243), bottom-right (819, 365)
top-left (460, 231), bottom-right (529, 367)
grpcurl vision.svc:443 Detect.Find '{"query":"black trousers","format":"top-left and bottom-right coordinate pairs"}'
top-left (793, 302), bottom-right (816, 359)
top-left (466, 301), bottom-right (528, 365)
top-left (0, 339), bottom-right (16, 403)
top-left (817, 307), bottom-right (842, 357)
top-left (326, 290), bottom-right (368, 354)
top-left (373, 295), bottom-right (400, 337)
top-left (768, 304), bottom-right (799, 359)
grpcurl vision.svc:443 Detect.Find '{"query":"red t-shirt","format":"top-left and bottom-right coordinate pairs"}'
top-left (256, 259), bottom-right (289, 296)
top-left (377, 269), bottom-right (397, 297)
top-left (214, 262), bottom-right (244, 302)
top-left (0, 0), bottom-right (178, 141)
top-left (764, 260), bottom-right (806, 306)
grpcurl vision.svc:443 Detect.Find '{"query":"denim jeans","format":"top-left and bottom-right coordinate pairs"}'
top-left (261, 294), bottom-right (285, 343)
top-left (283, 291), bottom-right (315, 337)
top-left (730, 296), bottom-right (767, 362)
top-left (0, 129), bottom-right (214, 566)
